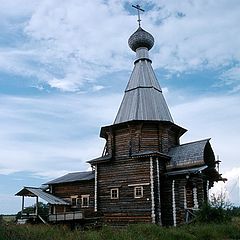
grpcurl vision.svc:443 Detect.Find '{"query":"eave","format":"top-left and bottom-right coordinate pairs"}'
top-left (131, 150), bottom-right (171, 160)
top-left (100, 120), bottom-right (187, 139)
top-left (87, 155), bottom-right (112, 165)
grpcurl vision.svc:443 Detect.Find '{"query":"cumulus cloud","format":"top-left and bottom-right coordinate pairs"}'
top-left (149, 0), bottom-right (240, 67)
top-left (0, 0), bottom-right (239, 92)
top-left (210, 167), bottom-right (240, 206)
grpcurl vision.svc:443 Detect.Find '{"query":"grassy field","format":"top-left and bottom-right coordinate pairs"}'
top-left (1, 215), bottom-right (16, 223)
top-left (0, 218), bottom-right (240, 240)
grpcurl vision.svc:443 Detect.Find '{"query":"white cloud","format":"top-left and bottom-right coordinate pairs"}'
top-left (170, 93), bottom-right (240, 206)
top-left (149, 0), bottom-right (240, 72)
top-left (0, 0), bottom-right (37, 19)
top-left (0, 0), bottom-right (239, 92)
top-left (171, 94), bottom-right (240, 172)
top-left (219, 66), bottom-right (240, 93)
top-left (0, 93), bottom-right (121, 177)
top-left (210, 167), bottom-right (240, 206)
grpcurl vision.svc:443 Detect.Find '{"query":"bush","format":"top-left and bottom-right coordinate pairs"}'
top-left (197, 191), bottom-right (232, 223)
top-left (197, 202), bottom-right (231, 223)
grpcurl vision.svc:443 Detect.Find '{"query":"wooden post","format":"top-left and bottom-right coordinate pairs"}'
top-left (206, 180), bottom-right (209, 203)
top-left (193, 187), bottom-right (199, 209)
top-left (21, 196), bottom-right (25, 216)
top-left (36, 196), bottom-right (39, 216)
top-left (172, 180), bottom-right (176, 226)
top-left (156, 158), bottom-right (162, 225)
top-left (183, 186), bottom-right (187, 209)
top-left (94, 165), bottom-right (98, 212)
top-left (150, 157), bottom-right (155, 223)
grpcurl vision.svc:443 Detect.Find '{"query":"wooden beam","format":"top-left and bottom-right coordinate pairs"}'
top-left (36, 196), bottom-right (39, 215)
top-left (21, 196), bottom-right (25, 215)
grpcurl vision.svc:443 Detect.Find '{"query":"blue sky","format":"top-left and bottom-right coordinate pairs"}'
top-left (0, 0), bottom-right (240, 214)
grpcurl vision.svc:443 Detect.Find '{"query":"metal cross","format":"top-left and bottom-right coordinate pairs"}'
top-left (132, 4), bottom-right (145, 27)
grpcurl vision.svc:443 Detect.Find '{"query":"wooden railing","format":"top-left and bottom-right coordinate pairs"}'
top-left (185, 208), bottom-right (199, 223)
top-left (48, 211), bottom-right (83, 222)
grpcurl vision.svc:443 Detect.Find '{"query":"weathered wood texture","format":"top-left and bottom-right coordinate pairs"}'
top-left (97, 157), bottom-right (153, 223)
top-left (51, 180), bottom-right (95, 218)
top-left (103, 122), bottom-right (179, 158)
top-left (97, 121), bottom-right (187, 225)
top-left (160, 177), bottom-right (173, 226)
top-left (93, 121), bottom-right (211, 226)
top-left (160, 176), bottom-right (206, 226)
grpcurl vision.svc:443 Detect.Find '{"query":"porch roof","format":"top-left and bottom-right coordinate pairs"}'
top-left (15, 187), bottom-right (70, 205)
top-left (165, 165), bottom-right (208, 176)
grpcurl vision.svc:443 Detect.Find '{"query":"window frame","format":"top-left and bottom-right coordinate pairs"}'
top-left (110, 188), bottom-right (119, 199)
top-left (134, 186), bottom-right (143, 198)
top-left (71, 195), bottom-right (79, 207)
top-left (81, 195), bottom-right (90, 208)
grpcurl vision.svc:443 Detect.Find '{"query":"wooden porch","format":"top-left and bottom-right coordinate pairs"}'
top-left (48, 211), bottom-right (83, 222)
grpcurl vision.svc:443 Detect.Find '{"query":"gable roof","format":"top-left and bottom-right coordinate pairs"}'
top-left (167, 138), bottom-right (214, 169)
top-left (15, 187), bottom-right (70, 205)
top-left (45, 171), bottom-right (94, 185)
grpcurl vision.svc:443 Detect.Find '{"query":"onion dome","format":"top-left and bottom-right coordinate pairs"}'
top-left (128, 27), bottom-right (154, 52)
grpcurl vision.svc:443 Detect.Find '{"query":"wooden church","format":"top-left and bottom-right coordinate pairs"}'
top-left (16, 8), bottom-right (225, 226)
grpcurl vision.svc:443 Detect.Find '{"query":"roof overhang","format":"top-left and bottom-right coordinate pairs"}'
top-left (87, 155), bottom-right (112, 165)
top-left (100, 120), bottom-right (187, 139)
top-left (165, 165), bottom-right (208, 176)
top-left (131, 151), bottom-right (171, 160)
top-left (15, 187), bottom-right (70, 205)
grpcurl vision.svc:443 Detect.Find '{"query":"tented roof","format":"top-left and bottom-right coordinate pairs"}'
top-left (114, 49), bottom-right (173, 124)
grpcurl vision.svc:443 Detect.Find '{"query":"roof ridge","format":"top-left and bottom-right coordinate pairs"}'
top-left (178, 138), bottom-right (211, 147)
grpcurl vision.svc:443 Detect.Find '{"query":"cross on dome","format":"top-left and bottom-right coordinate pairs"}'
top-left (132, 4), bottom-right (144, 27)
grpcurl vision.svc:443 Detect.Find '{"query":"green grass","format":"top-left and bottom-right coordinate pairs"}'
top-left (0, 219), bottom-right (240, 240)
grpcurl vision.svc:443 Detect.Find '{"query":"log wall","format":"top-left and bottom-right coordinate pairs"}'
top-left (51, 180), bottom-right (95, 218)
top-left (97, 158), bottom-right (152, 224)
top-left (110, 122), bottom-right (179, 158)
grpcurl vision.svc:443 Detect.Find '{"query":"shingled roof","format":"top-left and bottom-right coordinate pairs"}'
top-left (45, 171), bottom-right (94, 185)
top-left (167, 138), bottom-right (215, 170)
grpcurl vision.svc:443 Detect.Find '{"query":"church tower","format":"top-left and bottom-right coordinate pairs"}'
top-left (88, 7), bottom-right (223, 226)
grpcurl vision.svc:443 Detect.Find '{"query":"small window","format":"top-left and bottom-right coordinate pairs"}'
top-left (81, 195), bottom-right (90, 208)
top-left (71, 196), bottom-right (79, 207)
top-left (111, 188), bottom-right (119, 199)
top-left (134, 186), bottom-right (143, 198)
